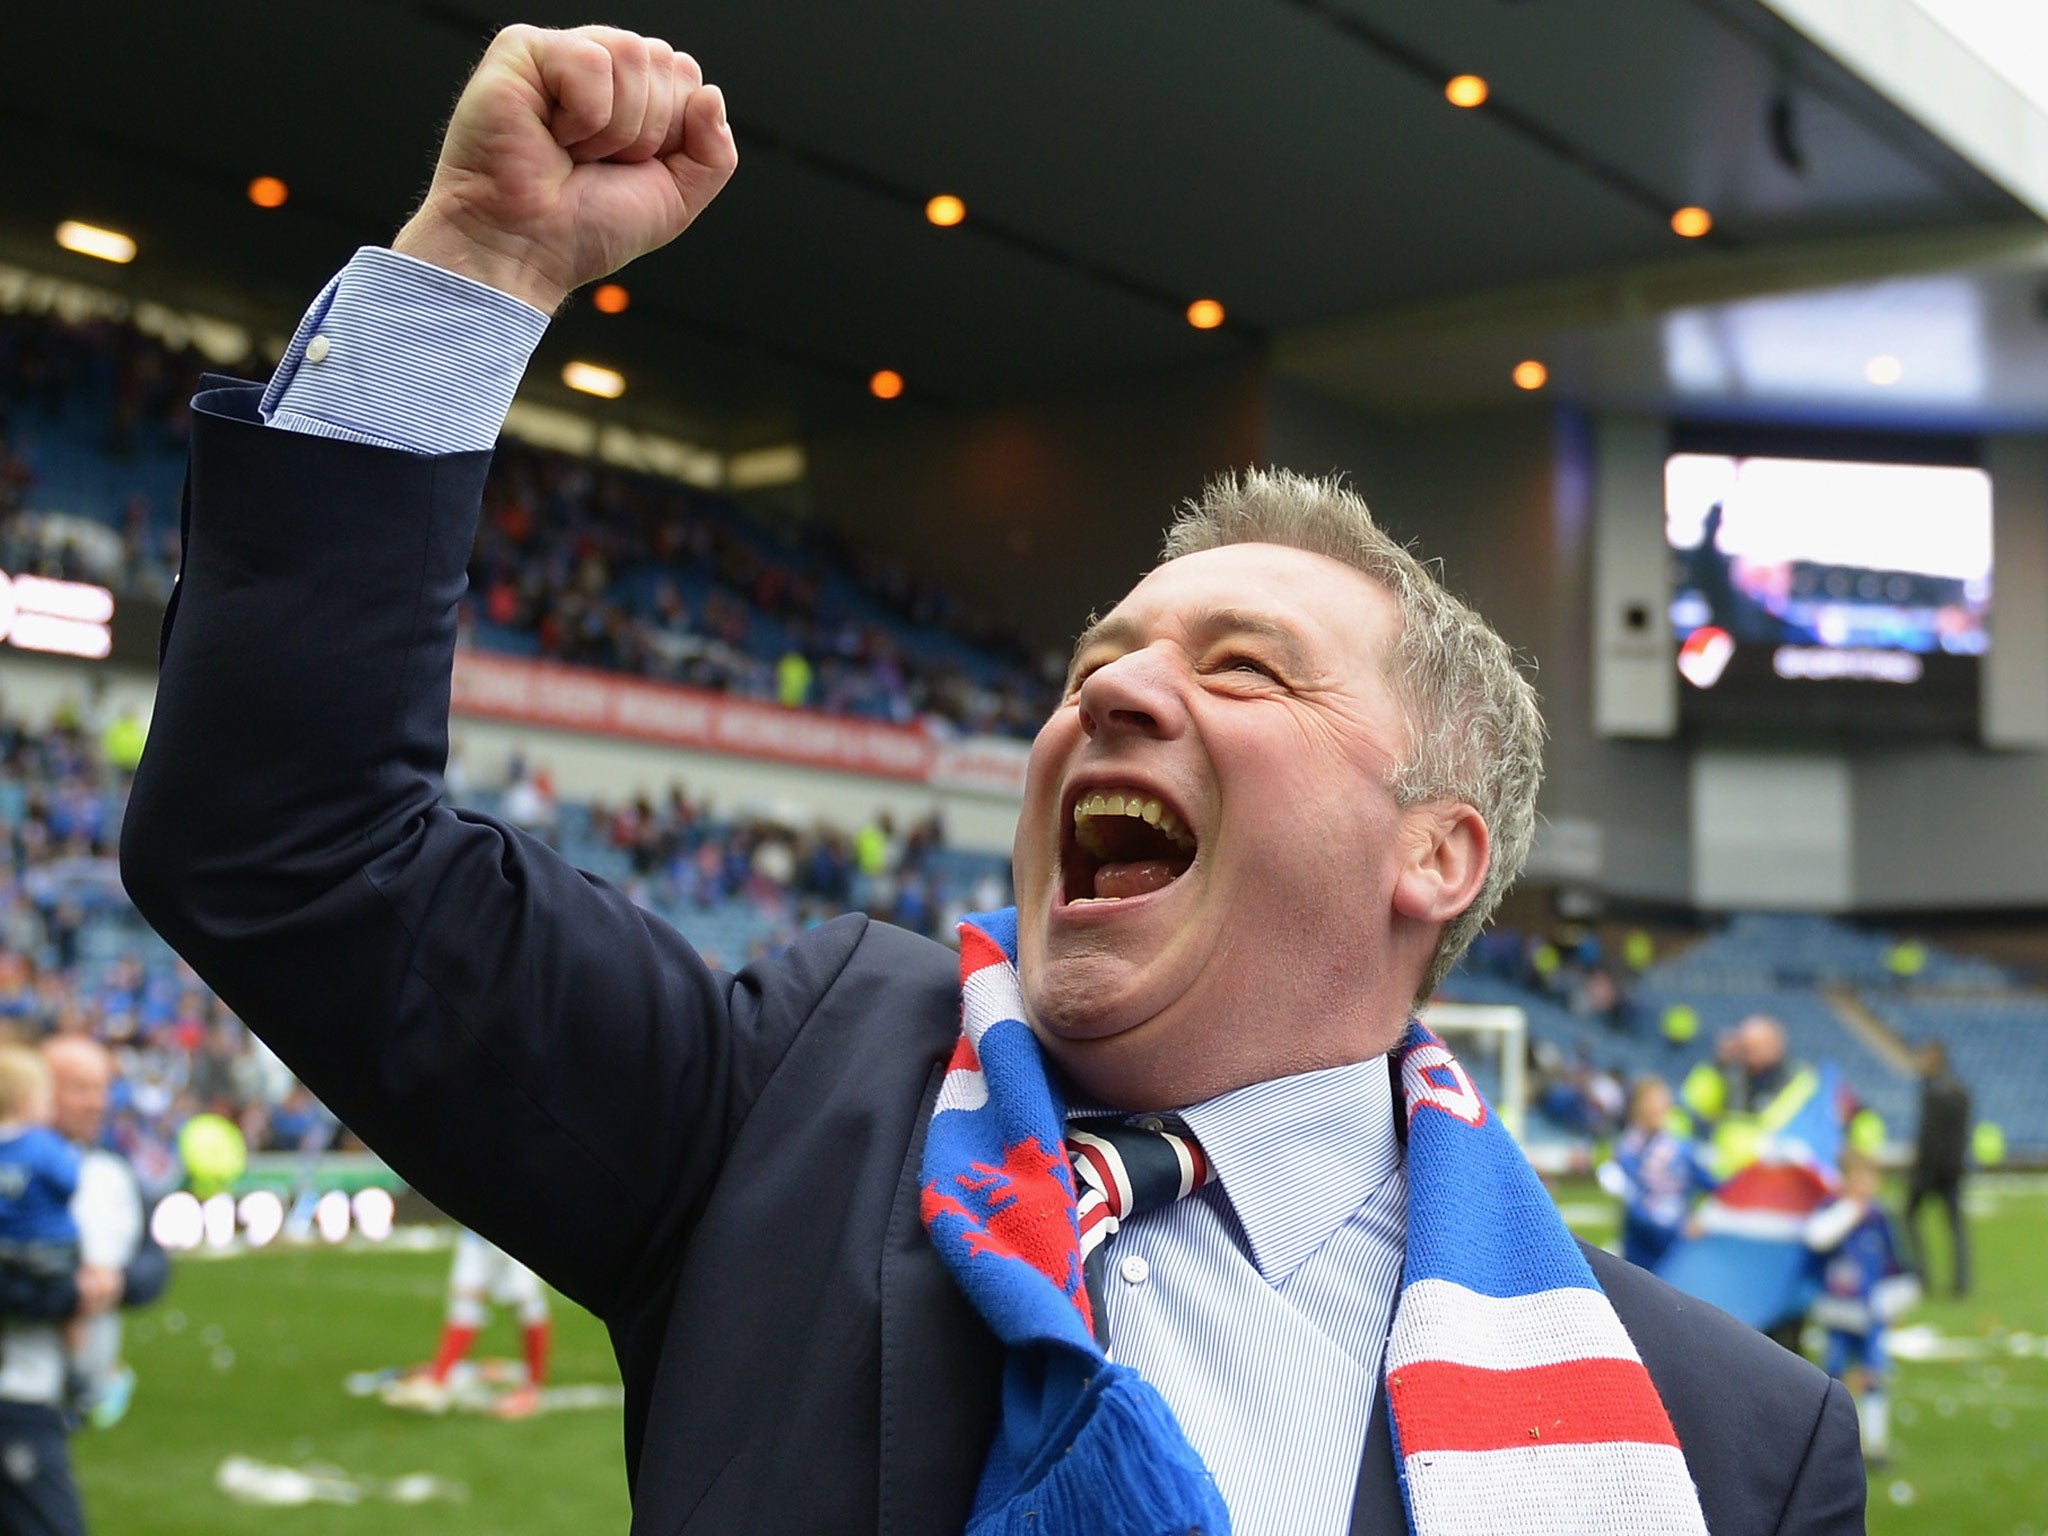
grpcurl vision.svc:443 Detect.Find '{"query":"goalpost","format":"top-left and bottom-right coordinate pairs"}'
top-left (1416, 1001), bottom-right (1528, 1143)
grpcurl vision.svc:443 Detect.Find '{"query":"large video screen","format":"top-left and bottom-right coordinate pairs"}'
top-left (1666, 452), bottom-right (1991, 734)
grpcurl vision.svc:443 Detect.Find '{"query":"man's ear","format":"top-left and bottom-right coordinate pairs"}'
top-left (1391, 803), bottom-right (1490, 925)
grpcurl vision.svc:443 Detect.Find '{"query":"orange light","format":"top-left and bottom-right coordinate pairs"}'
top-left (924, 194), bottom-right (966, 228)
top-left (592, 282), bottom-right (631, 314)
top-left (1444, 74), bottom-right (1489, 108)
top-left (869, 369), bottom-right (905, 400)
top-left (1670, 205), bottom-right (1713, 239)
top-left (246, 176), bottom-right (289, 209)
top-left (1513, 359), bottom-right (1548, 391)
top-left (1186, 298), bottom-right (1226, 330)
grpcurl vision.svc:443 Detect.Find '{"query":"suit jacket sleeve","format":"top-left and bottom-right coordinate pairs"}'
top-left (121, 384), bottom-right (849, 1316)
top-left (1773, 1378), bottom-right (1866, 1535)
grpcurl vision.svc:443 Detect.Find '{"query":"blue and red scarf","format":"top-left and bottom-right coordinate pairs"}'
top-left (921, 910), bottom-right (1709, 1536)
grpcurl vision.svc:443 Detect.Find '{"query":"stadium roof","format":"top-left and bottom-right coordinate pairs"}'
top-left (3, 0), bottom-right (2044, 447)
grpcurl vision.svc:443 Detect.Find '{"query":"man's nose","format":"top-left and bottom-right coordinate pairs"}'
top-left (1076, 647), bottom-right (1185, 740)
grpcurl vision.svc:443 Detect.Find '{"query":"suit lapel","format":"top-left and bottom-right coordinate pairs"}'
top-left (1350, 1382), bottom-right (1403, 1534)
top-left (1353, 1052), bottom-right (1409, 1533)
top-left (877, 1061), bottom-right (1006, 1536)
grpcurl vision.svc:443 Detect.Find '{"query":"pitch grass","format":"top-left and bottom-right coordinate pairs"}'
top-left (71, 1241), bottom-right (628, 1536)
top-left (70, 1178), bottom-right (2048, 1535)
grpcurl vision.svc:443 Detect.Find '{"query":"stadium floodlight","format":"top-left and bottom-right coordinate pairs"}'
top-left (562, 361), bottom-right (626, 399)
top-left (55, 220), bottom-right (136, 264)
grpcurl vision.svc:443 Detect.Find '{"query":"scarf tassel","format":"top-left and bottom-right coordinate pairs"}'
top-left (967, 1350), bottom-right (1232, 1536)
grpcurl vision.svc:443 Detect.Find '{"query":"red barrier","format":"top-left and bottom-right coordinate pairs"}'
top-left (450, 649), bottom-right (1030, 794)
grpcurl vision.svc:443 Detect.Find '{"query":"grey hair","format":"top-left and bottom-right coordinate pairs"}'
top-left (1161, 467), bottom-right (1545, 1002)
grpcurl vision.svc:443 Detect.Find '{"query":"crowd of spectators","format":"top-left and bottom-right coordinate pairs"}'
top-left (0, 301), bottom-right (1060, 737)
top-left (0, 306), bottom-right (196, 601)
top-left (473, 747), bottom-right (1010, 963)
top-left (0, 686), bottom-right (319, 1200)
top-left (465, 440), bottom-right (1057, 738)
top-left (0, 691), bottom-right (1013, 1200)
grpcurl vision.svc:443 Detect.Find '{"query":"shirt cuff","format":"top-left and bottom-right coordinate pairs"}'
top-left (261, 246), bottom-right (550, 455)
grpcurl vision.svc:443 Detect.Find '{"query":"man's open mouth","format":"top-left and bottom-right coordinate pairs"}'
top-left (1063, 787), bottom-right (1198, 903)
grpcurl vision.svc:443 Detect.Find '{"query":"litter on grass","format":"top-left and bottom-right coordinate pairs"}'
top-left (344, 1358), bottom-right (624, 1415)
top-left (215, 1456), bottom-right (467, 1506)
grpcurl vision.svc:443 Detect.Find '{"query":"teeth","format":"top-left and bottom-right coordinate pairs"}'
top-left (1070, 789), bottom-right (1197, 853)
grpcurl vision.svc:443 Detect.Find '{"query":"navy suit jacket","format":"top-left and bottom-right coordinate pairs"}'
top-left (121, 385), bottom-right (1864, 1535)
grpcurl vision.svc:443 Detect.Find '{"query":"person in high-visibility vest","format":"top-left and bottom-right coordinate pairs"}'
top-left (1705, 1016), bottom-right (1825, 1180)
top-left (1678, 1029), bottom-right (1739, 1142)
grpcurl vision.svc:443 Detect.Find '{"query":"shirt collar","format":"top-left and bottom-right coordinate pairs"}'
top-left (1177, 1054), bottom-right (1402, 1285)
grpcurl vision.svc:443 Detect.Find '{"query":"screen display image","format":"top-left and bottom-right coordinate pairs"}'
top-left (1665, 452), bottom-right (1992, 734)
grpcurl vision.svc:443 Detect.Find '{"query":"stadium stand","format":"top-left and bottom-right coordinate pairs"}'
top-left (0, 696), bottom-right (1013, 1197)
top-left (0, 305), bottom-right (1059, 738)
top-left (1871, 997), bottom-right (2048, 1160)
top-left (1437, 910), bottom-right (2048, 1156)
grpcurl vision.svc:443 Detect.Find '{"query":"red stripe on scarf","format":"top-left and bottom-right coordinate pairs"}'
top-left (959, 924), bottom-right (1011, 981)
top-left (1388, 1356), bottom-right (1681, 1452)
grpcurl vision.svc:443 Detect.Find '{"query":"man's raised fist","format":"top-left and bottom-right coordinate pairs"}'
top-left (392, 24), bottom-right (737, 313)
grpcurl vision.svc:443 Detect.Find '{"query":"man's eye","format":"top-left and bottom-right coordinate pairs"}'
top-left (1221, 655), bottom-right (1275, 679)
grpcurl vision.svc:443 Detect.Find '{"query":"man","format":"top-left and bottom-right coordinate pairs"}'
top-left (0, 1037), bottom-right (168, 1535)
top-left (1695, 1015), bottom-right (1826, 1178)
top-left (120, 24), bottom-right (1861, 1535)
top-left (46, 1037), bottom-right (167, 1429)
top-left (1904, 1039), bottom-right (1970, 1296)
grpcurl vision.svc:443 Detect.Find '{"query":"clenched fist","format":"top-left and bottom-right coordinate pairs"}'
top-left (392, 24), bottom-right (738, 312)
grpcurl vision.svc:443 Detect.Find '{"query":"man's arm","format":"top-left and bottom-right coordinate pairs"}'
top-left (1773, 1378), bottom-right (1866, 1535)
top-left (0, 1265), bottom-right (79, 1323)
top-left (121, 26), bottom-right (752, 1317)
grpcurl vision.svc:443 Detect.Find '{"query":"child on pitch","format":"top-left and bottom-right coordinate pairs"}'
top-left (1598, 1074), bottom-right (1717, 1272)
top-left (1805, 1146), bottom-right (1917, 1464)
top-left (385, 1229), bottom-right (553, 1419)
top-left (0, 1044), bottom-right (91, 1374)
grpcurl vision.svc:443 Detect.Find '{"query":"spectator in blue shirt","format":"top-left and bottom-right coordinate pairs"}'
top-left (1600, 1075), bottom-right (1716, 1272)
top-left (1806, 1148), bottom-right (1914, 1464)
top-left (0, 1044), bottom-right (83, 1286)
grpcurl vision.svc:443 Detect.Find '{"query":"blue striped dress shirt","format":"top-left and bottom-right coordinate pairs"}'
top-left (263, 247), bottom-right (548, 453)
top-left (1080, 1059), bottom-right (1406, 1536)
top-left (263, 248), bottom-right (1413, 1535)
